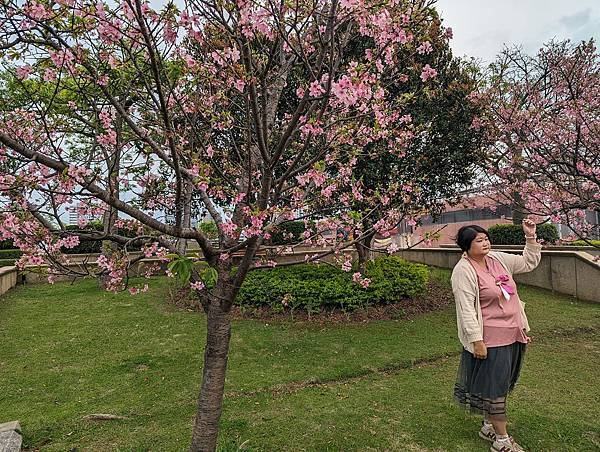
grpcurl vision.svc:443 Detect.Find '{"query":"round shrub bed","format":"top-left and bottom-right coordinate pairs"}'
top-left (235, 256), bottom-right (429, 314)
top-left (363, 255), bottom-right (430, 303)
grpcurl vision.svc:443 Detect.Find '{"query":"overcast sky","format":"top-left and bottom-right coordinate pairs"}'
top-left (436, 0), bottom-right (600, 63)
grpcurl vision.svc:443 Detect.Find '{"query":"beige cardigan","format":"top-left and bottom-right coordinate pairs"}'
top-left (451, 243), bottom-right (542, 353)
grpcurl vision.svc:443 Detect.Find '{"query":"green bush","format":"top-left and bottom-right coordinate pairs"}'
top-left (197, 221), bottom-right (218, 239)
top-left (0, 249), bottom-right (23, 259)
top-left (63, 223), bottom-right (103, 254)
top-left (235, 256), bottom-right (429, 313)
top-left (270, 221), bottom-right (308, 245)
top-left (65, 220), bottom-right (104, 232)
top-left (63, 222), bottom-right (142, 254)
top-left (0, 239), bottom-right (15, 250)
top-left (0, 221), bottom-right (147, 259)
top-left (0, 258), bottom-right (16, 267)
top-left (488, 223), bottom-right (558, 245)
top-left (65, 239), bottom-right (102, 254)
top-left (235, 264), bottom-right (363, 313)
top-left (364, 256), bottom-right (429, 303)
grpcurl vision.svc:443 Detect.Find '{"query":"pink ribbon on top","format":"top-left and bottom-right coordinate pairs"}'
top-left (495, 274), bottom-right (514, 301)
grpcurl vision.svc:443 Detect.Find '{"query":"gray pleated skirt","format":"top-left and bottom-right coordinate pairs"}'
top-left (453, 341), bottom-right (526, 420)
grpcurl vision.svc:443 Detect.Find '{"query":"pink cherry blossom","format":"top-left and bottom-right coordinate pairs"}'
top-left (309, 80), bottom-right (325, 97)
top-left (43, 68), bottom-right (56, 82)
top-left (220, 221), bottom-right (238, 239)
top-left (234, 79), bottom-right (245, 92)
top-left (420, 64), bottom-right (438, 82)
top-left (15, 65), bottom-right (33, 80)
top-left (342, 258), bottom-right (352, 272)
top-left (481, 40), bottom-right (599, 241)
top-left (24, 1), bottom-right (50, 20)
top-left (190, 281), bottom-right (205, 291)
top-left (417, 41), bottom-right (433, 54)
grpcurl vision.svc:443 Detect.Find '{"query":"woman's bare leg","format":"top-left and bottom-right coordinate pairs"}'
top-left (490, 419), bottom-right (507, 436)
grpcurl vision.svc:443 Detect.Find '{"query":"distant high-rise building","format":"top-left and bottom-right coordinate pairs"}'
top-left (68, 211), bottom-right (79, 225)
top-left (67, 210), bottom-right (99, 227)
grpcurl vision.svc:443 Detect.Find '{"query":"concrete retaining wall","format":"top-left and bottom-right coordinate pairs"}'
top-left (0, 267), bottom-right (18, 296)
top-left (0, 248), bottom-right (349, 292)
top-left (395, 247), bottom-right (600, 302)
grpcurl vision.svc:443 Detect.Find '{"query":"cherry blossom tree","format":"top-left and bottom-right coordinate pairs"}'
top-left (476, 40), bottom-right (600, 242)
top-left (0, 0), bottom-right (445, 449)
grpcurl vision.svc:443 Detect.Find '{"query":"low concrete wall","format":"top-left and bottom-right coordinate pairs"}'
top-left (2, 247), bottom-right (597, 302)
top-left (439, 244), bottom-right (600, 257)
top-left (395, 247), bottom-right (600, 302)
top-left (0, 266), bottom-right (18, 296)
top-left (0, 248), bottom-right (351, 290)
top-left (20, 259), bottom-right (167, 284)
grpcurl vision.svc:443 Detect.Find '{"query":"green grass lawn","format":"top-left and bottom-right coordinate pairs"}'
top-left (0, 269), bottom-right (599, 451)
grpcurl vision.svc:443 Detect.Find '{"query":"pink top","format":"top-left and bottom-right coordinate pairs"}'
top-left (467, 255), bottom-right (529, 347)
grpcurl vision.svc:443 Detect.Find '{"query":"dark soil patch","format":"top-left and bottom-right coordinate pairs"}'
top-left (169, 277), bottom-right (454, 324)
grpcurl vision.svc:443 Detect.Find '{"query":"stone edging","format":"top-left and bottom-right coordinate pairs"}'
top-left (0, 421), bottom-right (22, 452)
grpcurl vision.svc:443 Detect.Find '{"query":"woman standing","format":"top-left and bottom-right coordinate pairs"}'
top-left (452, 219), bottom-right (541, 452)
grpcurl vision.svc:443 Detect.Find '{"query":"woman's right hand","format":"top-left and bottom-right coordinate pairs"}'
top-left (473, 340), bottom-right (487, 359)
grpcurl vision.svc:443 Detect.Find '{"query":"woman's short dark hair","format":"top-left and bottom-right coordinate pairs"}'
top-left (455, 225), bottom-right (490, 252)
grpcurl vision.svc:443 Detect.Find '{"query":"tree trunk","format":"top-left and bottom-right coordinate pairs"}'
top-left (355, 232), bottom-right (375, 273)
top-left (99, 206), bottom-right (119, 290)
top-left (189, 293), bottom-right (233, 452)
top-left (510, 139), bottom-right (526, 225)
top-left (99, 102), bottom-right (125, 289)
top-left (177, 181), bottom-right (193, 255)
top-left (511, 190), bottom-right (526, 225)
top-left (99, 162), bottom-right (120, 290)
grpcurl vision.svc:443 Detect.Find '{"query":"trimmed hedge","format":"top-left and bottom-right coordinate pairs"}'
top-left (565, 239), bottom-right (600, 247)
top-left (63, 222), bottom-right (142, 254)
top-left (66, 239), bottom-right (102, 254)
top-left (0, 221), bottom-right (146, 260)
top-left (0, 249), bottom-right (22, 259)
top-left (0, 239), bottom-right (15, 250)
top-left (235, 256), bottom-right (429, 313)
top-left (270, 221), bottom-right (308, 245)
top-left (0, 258), bottom-right (16, 267)
top-left (488, 223), bottom-right (559, 245)
top-left (197, 221), bottom-right (218, 239)
top-left (63, 223), bottom-right (102, 254)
